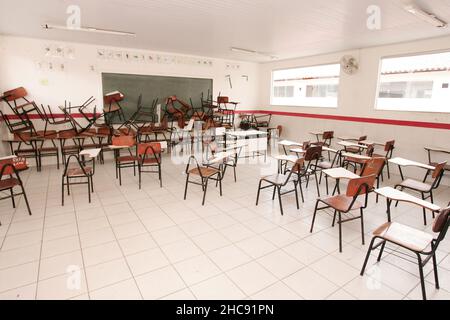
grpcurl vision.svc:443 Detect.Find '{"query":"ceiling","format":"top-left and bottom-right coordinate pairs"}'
top-left (1, 0), bottom-right (450, 62)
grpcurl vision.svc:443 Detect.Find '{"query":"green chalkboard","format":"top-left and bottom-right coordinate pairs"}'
top-left (101, 72), bottom-right (213, 123)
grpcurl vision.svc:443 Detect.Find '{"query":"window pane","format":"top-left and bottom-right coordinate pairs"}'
top-left (271, 64), bottom-right (340, 107)
top-left (376, 51), bottom-right (450, 112)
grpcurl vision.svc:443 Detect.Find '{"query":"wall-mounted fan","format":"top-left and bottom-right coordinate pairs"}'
top-left (340, 55), bottom-right (359, 75)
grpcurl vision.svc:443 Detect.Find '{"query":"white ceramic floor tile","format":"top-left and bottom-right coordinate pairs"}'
top-left (207, 245), bottom-right (252, 271)
top-left (251, 281), bottom-right (302, 300)
top-left (39, 250), bottom-right (84, 280)
top-left (192, 231), bottom-right (231, 252)
top-left (85, 258), bottom-right (132, 291)
top-left (226, 262), bottom-right (278, 296)
top-left (82, 241), bottom-right (123, 267)
top-left (90, 279), bottom-right (142, 300)
top-left (174, 255), bottom-right (221, 286)
top-left (257, 250), bottom-right (304, 279)
top-left (283, 267), bottom-right (339, 300)
top-left (190, 274), bottom-right (245, 300)
top-left (161, 239), bottom-right (203, 263)
top-left (235, 235), bottom-right (277, 259)
top-left (135, 266), bottom-right (186, 300)
top-left (126, 248), bottom-right (170, 276)
top-left (119, 233), bottom-right (157, 256)
top-left (36, 270), bottom-right (88, 300)
top-left (0, 261), bottom-right (39, 293)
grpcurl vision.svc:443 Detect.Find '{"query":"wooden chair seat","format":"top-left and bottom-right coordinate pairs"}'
top-left (117, 155), bottom-right (138, 163)
top-left (373, 222), bottom-right (433, 252)
top-left (399, 179), bottom-right (431, 192)
top-left (67, 167), bottom-right (93, 177)
top-left (188, 167), bottom-right (219, 177)
top-left (322, 195), bottom-right (364, 212)
top-left (262, 174), bottom-right (290, 185)
top-left (0, 178), bottom-right (20, 190)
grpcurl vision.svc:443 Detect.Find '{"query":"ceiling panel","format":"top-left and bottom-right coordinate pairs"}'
top-left (1, 0), bottom-right (450, 62)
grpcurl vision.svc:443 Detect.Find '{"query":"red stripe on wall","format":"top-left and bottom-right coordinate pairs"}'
top-left (2, 110), bottom-right (449, 130)
top-left (235, 110), bottom-right (450, 130)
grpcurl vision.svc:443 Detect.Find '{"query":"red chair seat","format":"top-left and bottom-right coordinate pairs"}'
top-left (322, 195), bottom-right (364, 212)
top-left (0, 178), bottom-right (20, 190)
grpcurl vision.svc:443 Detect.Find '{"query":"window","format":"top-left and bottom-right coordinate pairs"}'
top-left (271, 63), bottom-right (340, 107)
top-left (376, 51), bottom-right (450, 112)
top-left (273, 86), bottom-right (294, 98)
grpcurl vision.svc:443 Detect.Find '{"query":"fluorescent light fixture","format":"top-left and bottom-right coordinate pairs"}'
top-left (403, 4), bottom-right (447, 28)
top-left (42, 24), bottom-right (136, 36)
top-left (230, 47), bottom-right (278, 60)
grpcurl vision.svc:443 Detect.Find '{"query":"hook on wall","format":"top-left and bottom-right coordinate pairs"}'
top-left (225, 75), bottom-right (232, 89)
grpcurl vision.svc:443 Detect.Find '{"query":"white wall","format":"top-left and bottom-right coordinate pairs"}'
top-left (0, 35), bottom-right (260, 156)
top-left (259, 36), bottom-right (450, 184)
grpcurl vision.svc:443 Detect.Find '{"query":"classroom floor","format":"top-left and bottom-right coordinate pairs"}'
top-left (0, 151), bottom-right (449, 300)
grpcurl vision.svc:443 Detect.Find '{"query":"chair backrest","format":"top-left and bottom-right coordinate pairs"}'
top-left (3, 87), bottom-right (28, 101)
top-left (432, 205), bottom-right (450, 233)
top-left (112, 135), bottom-right (135, 147)
top-left (365, 144), bottom-right (375, 156)
top-left (361, 157), bottom-right (385, 177)
top-left (290, 158), bottom-right (305, 173)
top-left (346, 174), bottom-right (376, 197)
top-left (358, 135), bottom-right (367, 142)
top-left (217, 96), bottom-right (229, 104)
top-left (304, 145), bottom-right (322, 161)
top-left (302, 141), bottom-right (311, 150)
top-left (432, 161), bottom-right (447, 179)
top-left (0, 157), bottom-right (27, 176)
top-left (104, 92), bottom-right (124, 104)
top-left (276, 125), bottom-right (283, 137)
top-left (137, 142), bottom-right (161, 156)
top-left (384, 140), bottom-right (395, 152)
top-left (323, 131), bottom-right (334, 140)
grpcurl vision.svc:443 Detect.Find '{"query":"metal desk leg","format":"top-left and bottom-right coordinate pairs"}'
top-left (386, 198), bottom-right (392, 222)
top-left (398, 165), bottom-right (404, 180)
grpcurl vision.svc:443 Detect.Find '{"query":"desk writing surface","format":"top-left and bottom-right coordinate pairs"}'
top-left (424, 146), bottom-right (450, 154)
top-left (278, 140), bottom-right (302, 147)
top-left (227, 130), bottom-right (267, 137)
top-left (338, 141), bottom-right (368, 149)
top-left (0, 155), bottom-right (17, 160)
top-left (338, 136), bottom-right (359, 141)
top-left (388, 157), bottom-right (435, 170)
top-left (322, 146), bottom-right (338, 153)
top-left (289, 148), bottom-right (305, 154)
top-left (360, 140), bottom-right (384, 146)
top-left (341, 152), bottom-right (371, 160)
top-left (80, 148), bottom-right (101, 158)
top-left (274, 155), bottom-right (298, 163)
top-left (323, 167), bottom-right (360, 179)
top-left (374, 187), bottom-right (440, 211)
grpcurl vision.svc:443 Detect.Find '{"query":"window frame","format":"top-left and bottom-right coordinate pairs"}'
top-left (374, 49), bottom-right (450, 114)
top-left (270, 62), bottom-right (341, 109)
